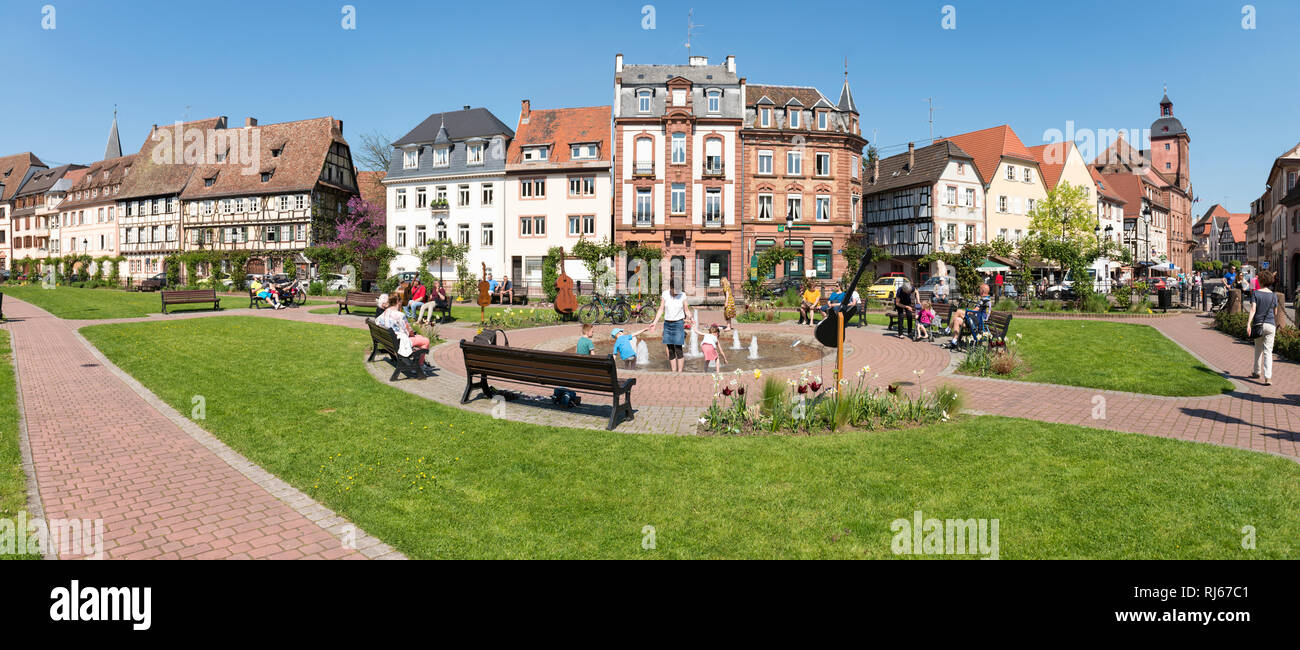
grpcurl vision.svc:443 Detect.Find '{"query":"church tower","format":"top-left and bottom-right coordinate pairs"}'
top-left (1149, 90), bottom-right (1190, 192)
top-left (105, 108), bottom-right (122, 160)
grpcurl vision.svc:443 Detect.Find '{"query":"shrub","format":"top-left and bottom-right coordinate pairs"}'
top-left (1112, 285), bottom-right (1133, 310)
top-left (1081, 293), bottom-right (1110, 313)
top-left (994, 297), bottom-right (1018, 312)
top-left (308, 280), bottom-right (326, 296)
top-left (1213, 310), bottom-right (1300, 362)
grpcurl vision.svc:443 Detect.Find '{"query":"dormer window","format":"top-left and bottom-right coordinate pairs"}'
top-left (637, 89), bottom-right (652, 113)
top-left (467, 143), bottom-right (485, 165)
top-left (403, 149), bottom-right (419, 169)
top-left (215, 150), bottom-right (227, 163)
top-left (432, 147), bottom-right (449, 167)
top-left (204, 174), bottom-right (217, 187)
top-left (817, 111), bottom-right (828, 130)
top-left (261, 171), bottom-right (273, 182)
top-left (760, 107), bottom-right (771, 127)
top-left (523, 146), bottom-right (549, 162)
top-left (570, 144), bottom-right (598, 160)
top-left (707, 89), bottom-right (721, 113)
top-left (788, 109), bottom-right (800, 129)
top-left (271, 148), bottom-right (282, 158)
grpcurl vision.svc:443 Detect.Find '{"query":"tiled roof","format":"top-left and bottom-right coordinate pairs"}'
top-left (15, 164), bottom-right (87, 198)
top-left (1225, 213), bottom-right (1249, 242)
top-left (118, 117), bottom-right (227, 200)
top-left (62, 154), bottom-right (139, 210)
top-left (357, 171), bottom-right (386, 212)
top-left (745, 84), bottom-right (829, 110)
top-left (935, 125), bottom-right (1035, 185)
top-left (392, 108), bottom-right (514, 147)
top-left (1098, 173), bottom-right (1167, 217)
top-left (865, 140), bottom-right (977, 194)
top-left (180, 117), bottom-right (350, 200)
top-left (0, 152), bottom-right (47, 201)
top-left (507, 105), bottom-right (611, 166)
top-left (1088, 166), bottom-right (1126, 204)
top-left (1025, 142), bottom-right (1072, 190)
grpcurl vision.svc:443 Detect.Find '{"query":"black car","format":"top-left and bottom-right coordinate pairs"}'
top-left (139, 273), bottom-right (168, 292)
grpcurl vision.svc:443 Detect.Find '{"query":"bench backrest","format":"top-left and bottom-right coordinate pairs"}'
top-left (365, 317), bottom-right (402, 354)
top-left (932, 302), bottom-right (954, 323)
top-left (987, 311), bottom-right (1013, 335)
top-left (460, 340), bottom-right (620, 393)
top-left (161, 290), bottom-right (217, 301)
top-left (346, 291), bottom-right (383, 305)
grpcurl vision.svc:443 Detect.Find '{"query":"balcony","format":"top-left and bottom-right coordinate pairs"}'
top-left (703, 161), bottom-right (725, 177)
top-left (635, 213), bottom-right (655, 227)
top-left (633, 162), bottom-right (655, 177)
top-left (704, 213), bottom-right (724, 227)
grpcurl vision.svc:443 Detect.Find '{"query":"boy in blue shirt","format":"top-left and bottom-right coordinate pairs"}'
top-left (610, 326), bottom-right (650, 369)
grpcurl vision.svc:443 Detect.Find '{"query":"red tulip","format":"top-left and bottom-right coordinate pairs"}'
top-left (722, 386), bottom-right (733, 396)
top-left (737, 386), bottom-right (746, 396)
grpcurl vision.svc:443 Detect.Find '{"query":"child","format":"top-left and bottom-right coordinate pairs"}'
top-left (575, 323), bottom-right (595, 355)
top-left (701, 324), bottom-right (727, 372)
top-left (610, 326), bottom-right (649, 369)
top-left (916, 300), bottom-right (936, 341)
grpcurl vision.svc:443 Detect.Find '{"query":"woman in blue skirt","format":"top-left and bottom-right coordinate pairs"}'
top-left (648, 272), bottom-right (696, 373)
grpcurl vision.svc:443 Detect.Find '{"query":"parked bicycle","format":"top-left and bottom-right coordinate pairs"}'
top-left (577, 294), bottom-right (630, 324)
top-left (627, 294), bottom-right (658, 324)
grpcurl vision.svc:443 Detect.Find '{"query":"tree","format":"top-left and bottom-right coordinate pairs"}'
top-left (920, 239), bottom-right (1014, 300)
top-left (335, 196), bottom-right (386, 251)
top-left (353, 130), bottom-right (394, 172)
top-left (418, 239), bottom-right (469, 289)
top-left (571, 236), bottom-right (622, 294)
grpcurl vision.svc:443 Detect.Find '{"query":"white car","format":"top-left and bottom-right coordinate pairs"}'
top-left (320, 273), bottom-right (352, 292)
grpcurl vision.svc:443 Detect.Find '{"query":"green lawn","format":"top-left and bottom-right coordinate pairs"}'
top-left (0, 330), bottom-right (39, 560)
top-left (309, 302), bottom-right (517, 323)
top-left (1, 285), bottom-right (329, 319)
top-left (78, 316), bottom-right (1300, 559)
top-left (1004, 319), bottom-right (1234, 397)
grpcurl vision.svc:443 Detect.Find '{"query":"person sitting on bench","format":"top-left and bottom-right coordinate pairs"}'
top-left (497, 276), bottom-right (513, 304)
top-left (821, 283), bottom-right (844, 322)
top-left (417, 280), bottom-right (449, 324)
top-left (376, 292), bottom-right (431, 371)
top-left (251, 278), bottom-right (283, 310)
top-left (405, 279), bottom-right (427, 319)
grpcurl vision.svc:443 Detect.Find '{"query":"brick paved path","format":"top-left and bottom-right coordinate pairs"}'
top-left (3, 297), bottom-right (400, 559)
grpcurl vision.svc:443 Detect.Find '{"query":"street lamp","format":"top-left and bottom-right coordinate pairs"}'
top-left (430, 204), bottom-right (447, 314)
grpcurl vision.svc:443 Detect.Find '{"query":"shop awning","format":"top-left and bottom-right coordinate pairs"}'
top-left (978, 259), bottom-right (1010, 272)
top-left (813, 240), bottom-right (834, 247)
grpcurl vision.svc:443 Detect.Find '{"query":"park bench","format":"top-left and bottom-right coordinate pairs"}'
top-left (0, 291), bottom-right (4, 320)
top-left (985, 311), bottom-right (1014, 345)
top-left (337, 291), bottom-right (382, 316)
top-left (365, 317), bottom-right (427, 381)
top-left (458, 340), bottom-right (637, 430)
top-left (160, 289), bottom-right (220, 314)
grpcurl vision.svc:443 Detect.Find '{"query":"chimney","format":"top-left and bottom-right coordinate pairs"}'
top-left (689, 55), bottom-right (708, 67)
top-left (907, 142), bottom-right (915, 171)
top-left (615, 53), bottom-right (623, 73)
top-left (725, 55), bottom-right (735, 73)
top-left (245, 117), bottom-right (258, 127)
top-left (520, 99), bottom-right (531, 124)
top-left (463, 105), bottom-right (471, 111)
top-left (873, 157), bottom-right (879, 183)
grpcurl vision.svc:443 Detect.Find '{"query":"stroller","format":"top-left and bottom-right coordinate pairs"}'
top-left (1208, 284), bottom-right (1228, 313)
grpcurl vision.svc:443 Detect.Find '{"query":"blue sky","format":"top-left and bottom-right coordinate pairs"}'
top-left (2, 0), bottom-right (1295, 214)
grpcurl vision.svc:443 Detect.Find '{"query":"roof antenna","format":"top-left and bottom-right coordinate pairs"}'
top-left (685, 9), bottom-right (702, 57)
top-left (925, 97), bottom-right (941, 140)
top-left (844, 56), bottom-right (849, 82)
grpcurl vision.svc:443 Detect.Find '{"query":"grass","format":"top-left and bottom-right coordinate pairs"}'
top-left (1, 284), bottom-right (329, 319)
top-left (1002, 319), bottom-right (1234, 397)
top-left (0, 330), bottom-right (39, 560)
top-left (79, 315), bottom-right (1300, 559)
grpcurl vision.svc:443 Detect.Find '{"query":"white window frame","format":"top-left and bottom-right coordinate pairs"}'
top-left (671, 133), bottom-right (686, 165)
top-left (787, 150), bottom-right (802, 176)
top-left (637, 89), bottom-right (652, 113)
top-left (758, 150), bottom-right (773, 175)
top-left (403, 149), bottom-right (418, 169)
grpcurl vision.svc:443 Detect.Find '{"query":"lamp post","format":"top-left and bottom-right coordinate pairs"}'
top-left (431, 204), bottom-right (446, 320)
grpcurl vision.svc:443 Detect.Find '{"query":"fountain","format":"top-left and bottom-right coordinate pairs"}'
top-left (732, 329), bottom-right (743, 350)
top-left (748, 336), bottom-right (760, 360)
top-left (636, 339), bottom-right (649, 365)
top-left (686, 325), bottom-right (702, 358)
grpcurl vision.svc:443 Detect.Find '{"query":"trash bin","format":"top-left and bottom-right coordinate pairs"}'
top-left (1157, 288), bottom-right (1173, 310)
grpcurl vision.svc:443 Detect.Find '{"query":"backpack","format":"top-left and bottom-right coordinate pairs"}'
top-left (551, 388), bottom-right (581, 408)
top-left (472, 328), bottom-right (509, 346)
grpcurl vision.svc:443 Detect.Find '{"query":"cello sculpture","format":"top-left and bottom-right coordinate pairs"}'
top-left (478, 262), bottom-right (491, 322)
top-left (554, 248), bottom-right (578, 319)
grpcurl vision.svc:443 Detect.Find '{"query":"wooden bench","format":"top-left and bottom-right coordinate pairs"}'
top-left (160, 289), bottom-right (220, 314)
top-left (337, 291), bottom-right (382, 316)
top-left (366, 318), bottom-right (427, 381)
top-left (249, 287), bottom-right (276, 309)
top-left (459, 340), bottom-right (637, 430)
top-left (985, 311), bottom-right (1014, 345)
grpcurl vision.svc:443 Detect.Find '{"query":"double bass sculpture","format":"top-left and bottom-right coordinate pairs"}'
top-left (553, 247), bottom-right (578, 319)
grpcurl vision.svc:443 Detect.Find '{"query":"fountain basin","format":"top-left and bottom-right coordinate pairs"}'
top-left (552, 332), bottom-right (830, 373)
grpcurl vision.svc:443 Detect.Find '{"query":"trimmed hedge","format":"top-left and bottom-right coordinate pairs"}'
top-left (1213, 310), bottom-right (1300, 362)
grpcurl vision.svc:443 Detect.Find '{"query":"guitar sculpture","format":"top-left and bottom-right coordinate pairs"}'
top-left (721, 277), bottom-right (736, 321)
top-left (554, 247), bottom-right (578, 317)
top-left (477, 262), bottom-right (491, 321)
top-left (815, 247), bottom-right (876, 348)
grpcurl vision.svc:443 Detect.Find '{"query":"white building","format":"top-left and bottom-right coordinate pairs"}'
top-left (504, 100), bottom-right (612, 289)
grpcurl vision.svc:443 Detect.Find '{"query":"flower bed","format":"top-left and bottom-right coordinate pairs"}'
top-left (1213, 310), bottom-right (1300, 362)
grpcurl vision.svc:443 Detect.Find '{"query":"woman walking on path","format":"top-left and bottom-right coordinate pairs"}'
top-left (648, 273), bottom-right (696, 373)
top-left (1247, 270), bottom-right (1284, 386)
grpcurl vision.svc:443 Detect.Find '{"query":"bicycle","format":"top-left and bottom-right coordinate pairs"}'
top-left (577, 294), bottom-right (630, 324)
top-left (628, 294), bottom-right (658, 324)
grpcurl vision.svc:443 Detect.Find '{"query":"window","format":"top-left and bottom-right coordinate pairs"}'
top-left (481, 223), bottom-right (494, 247)
top-left (415, 225), bottom-right (427, 247)
top-left (671, 133), bottom-right (686, 164)
top-left (957, 162), bottom-right (965, 175)
top-left (520, 217), bottom-right (534, 236)
top-left (466, 143), bottom-right (485, 165)
top-left (760, 107), bottom-right (771, 127)
top-left (998, 196), bottom-right (1008, 212)
top-left (817, 111), bottom-right (827, 130)
top-left (432, 147), bottom-right (449, 167)
top-left (416, 187), bottom-right (427, 209)
top-left (1290, 172), bottom-right (1297, 190)
top-left (851, 155), bottom-right (859, 178)
top-left (296, 224), bottom-right (306, 241)
top-left (458, 223), bottom-right (469, 245)
top-left (1006, 165), bottom-right (1016, 180)
top-left (295, 195), bottom-right (306, 210)
top-left (458, 184), bottom-right (470, 207)
top-left (636, 188), bottom-right (653, 224)
top-left (260, 172), bottom-right (272, 183)
top-left (945, 186), bottom-right (957, 205)
top-left (637, 89), bottom-right (652, 113)
top-left (481, 183), bottom-right (494, 206)
top-left (787, 196), bottom-right (802, 221)
top-left (705, 189), bottom-right (722, 224)
top-left (815, 152), bottom-right (830, 176)
top-left (816, 196), bottom-right (830, 221)
top-left (757, 150), bottom-right (773, 175)
top-left (265, 224), bottom-right (279, 242)
top-left (671, 183), bottom-right (686, 214)
top-left (532, 216), bottom-right (545, 235)
top-left (435, 186), bottom-right (447, 203)
top-left (704, 139), bottom-right (723, 174)
top-left (396, 226), bottom-right (406, 247)
top-left (757, 194), bottom-right (773, 220)
top-left (707, 89), bottom-right (721, 113)
top-left (964, 188), bottom-right (976, 207)
top-left (788, 109), bottom-right (800, 128)
top-left (523, 146), bottom-right (548, 162)
top-left (581, 215), bottom-right (595, 235)
top-left (568, 215), bottom-right (581, 235)
top-left (787, 151), bottom-right (802, 175)
top-left (1027, 198), bottom-right (1036, 213)
top-left (999, 228), bottom-right (1008, 240)
top-left (965, 224), bottom-right (975, 243)
top-left (1023, 168), bottom-right (1032, 183)
top-left (278, 196), bottom-right (289, 211)
top-left (521, 178), bottom-right (545, 198)
top-left (396, 189), bottom-right (407, 209)
top-left (568, 176), bottom-right (595, 197)
top-left (636, 137), bottom-right (655, 174)
top-left (571, 144), bottom-right (598, 159)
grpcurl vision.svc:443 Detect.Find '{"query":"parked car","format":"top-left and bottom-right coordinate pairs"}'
top-left (138, 273), bottom-right (168, 292)
top-left (918, 275), bottom-right (956, 298)
top-left (866, 275), bottom-right (907, 301)
top-left (1044, 281), bottom-right (1076, 300)
top-left (320, 273), bottom-right (351, 292)
top-left (395, 271), bottom-right (419, 283)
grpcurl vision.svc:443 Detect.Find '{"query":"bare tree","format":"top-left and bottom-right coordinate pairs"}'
top-left (353, 130), bottom-right (394, 172)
